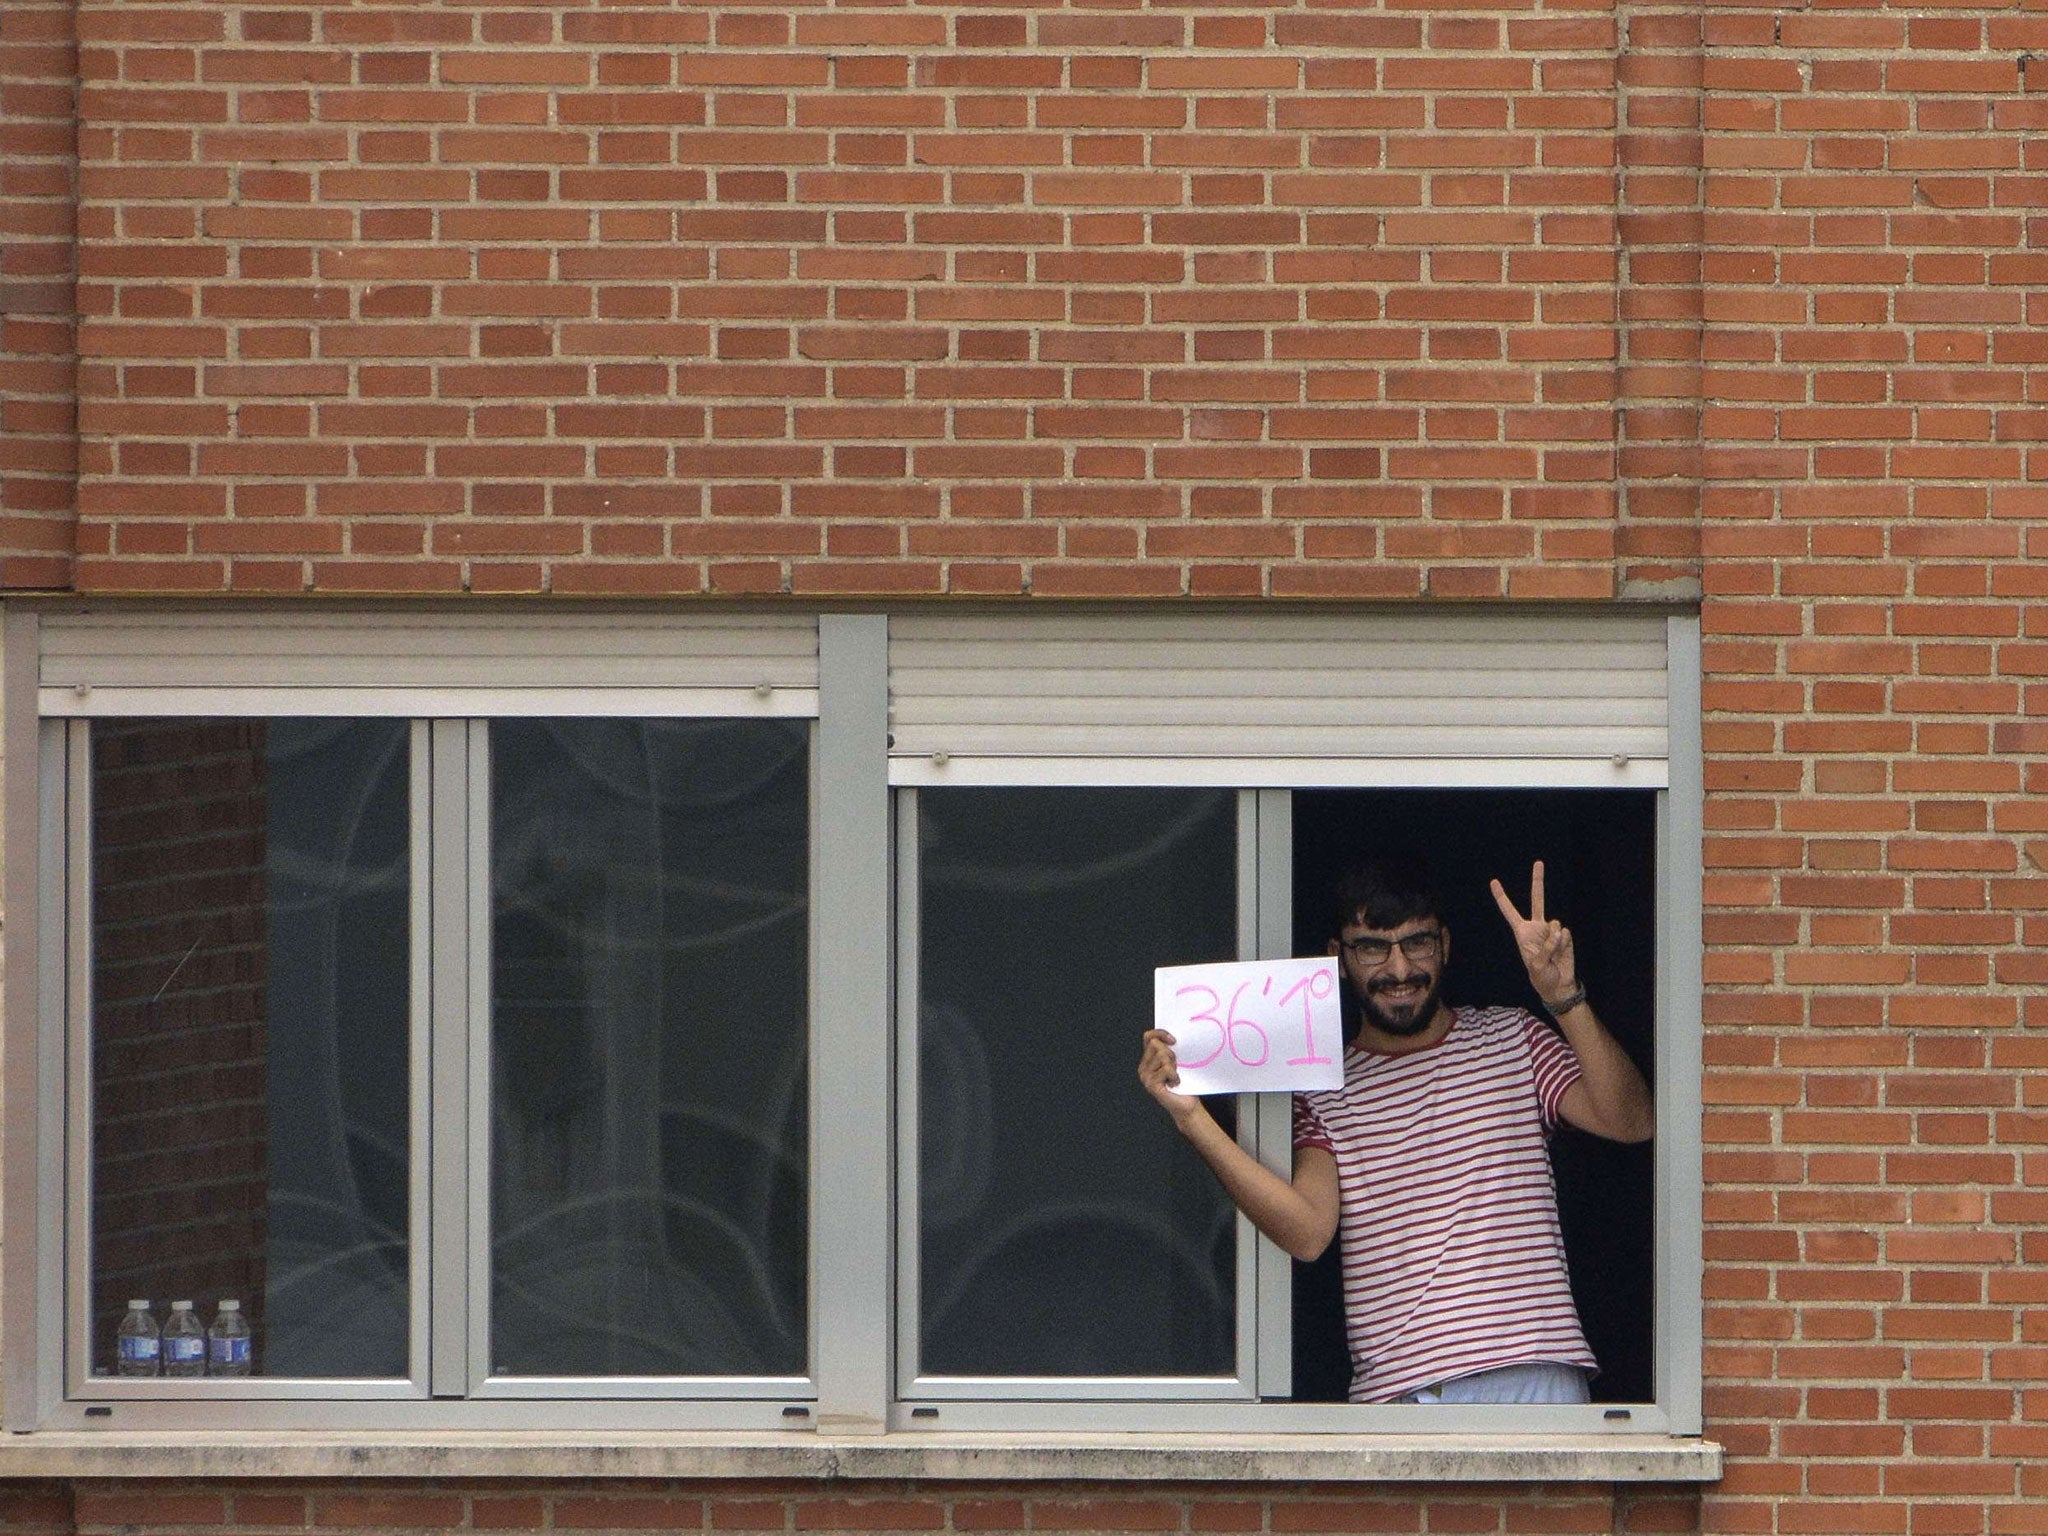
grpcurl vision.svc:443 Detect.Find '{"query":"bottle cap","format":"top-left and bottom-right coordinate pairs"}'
top-left (126, 1300), bottom-right (149, 1310)
top-left (218, 1300), bottom-right (240, 1311)
top-left (171, 1299), bottom-right (193, 1310)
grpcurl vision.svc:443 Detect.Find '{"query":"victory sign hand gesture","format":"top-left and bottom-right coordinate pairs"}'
top-left (1489, 860), bottom-right (1578, 1009)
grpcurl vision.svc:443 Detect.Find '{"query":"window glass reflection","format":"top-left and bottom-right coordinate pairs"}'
top-left (490, 719), bottom-right (808, 1378)
top-left (90, 718), bottom-right (411, 1378)
top-left (918, 787), bottom-right (1238, 1378)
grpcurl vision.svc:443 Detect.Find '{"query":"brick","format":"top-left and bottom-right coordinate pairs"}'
top-left (75, 1489), bottom-right (227, 1525)
top-left (1029, 1504), bottom-right (1181, 1533)
top-left (555, 1496), bottom-right (709, 1528)
top-left (296, 1494), bottom-right (457, 1530)
top-left (1271, 1501), bottom-right (1422, 1534)
top-left (791, 1502), bottom-right (943, 1531)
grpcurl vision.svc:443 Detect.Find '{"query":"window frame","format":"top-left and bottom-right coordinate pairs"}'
top-left (40, 708), bottom-right (829, 1422)
top-left (891, 784), bottom-right (1268, 1405)
top-left (459, 715), bottom-right (819, 1402)
top-left (1, 603), bottom-right (1700, 1440)
top-left (887, 760), bottom-right (1700, 1434)
top-left (62, 714), bottom-right (432, 1403)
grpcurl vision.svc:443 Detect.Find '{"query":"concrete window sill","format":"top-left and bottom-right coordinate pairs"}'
top-left (0, 1430), bottom-right (1722, 1484)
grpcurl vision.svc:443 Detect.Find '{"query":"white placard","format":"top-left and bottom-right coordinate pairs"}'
top-left (1152, 956), bottom-right (1346, 1096)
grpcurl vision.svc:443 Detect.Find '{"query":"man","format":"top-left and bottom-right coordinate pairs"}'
top-left (1137, 853), bottom-right (1653, 1404)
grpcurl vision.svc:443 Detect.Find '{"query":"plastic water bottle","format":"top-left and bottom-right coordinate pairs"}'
top-left (207, 1299), bottom-right (252, 1377)
top-left (162, 1299), bottom-right (205, 1377)
top-left (115, 1301), bottom-right (159, 1377)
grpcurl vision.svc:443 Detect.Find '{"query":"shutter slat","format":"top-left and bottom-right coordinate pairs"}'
top-left (896, 726), bottom-right (1670, 757)
top-left (892, 698), bottom-right (1666, 729)
top-left (893, 667), bottom-right (1665, 702)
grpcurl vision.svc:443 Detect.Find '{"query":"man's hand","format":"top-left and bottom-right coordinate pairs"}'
top-left (1138, 1031), bottom-right (1340, 1259)
top-left (1139, 1029), bottom-right (1205, 1127)
top-left (1490, 858), bottom-right (1655, 1143)
top-left (1489, 859), bottom-right (1577, 1008)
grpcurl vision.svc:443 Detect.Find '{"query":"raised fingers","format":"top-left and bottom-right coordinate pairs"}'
top-left (1529, 860), bottom-right (1546, 924)
top-left (1489, 876), bottom-right (1524, 928)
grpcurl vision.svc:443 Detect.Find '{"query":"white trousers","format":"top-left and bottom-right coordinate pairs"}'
top-left (1400, 1361), bottom-right (1592, 1405)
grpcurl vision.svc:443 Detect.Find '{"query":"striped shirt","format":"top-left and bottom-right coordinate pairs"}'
top-left (1292, 1004), bottom-right (1596, 1404)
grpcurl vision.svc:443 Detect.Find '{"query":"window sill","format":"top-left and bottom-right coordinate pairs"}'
top-left (0, 1429), bottom-right (1722, 1484)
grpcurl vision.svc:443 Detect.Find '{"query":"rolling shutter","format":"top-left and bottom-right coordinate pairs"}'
top-left (38, 609), bottom-right (818, 717)
top-left (887, 609), bottom-right (1674, 787)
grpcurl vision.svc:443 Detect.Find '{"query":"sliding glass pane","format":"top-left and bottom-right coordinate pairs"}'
top-left (89, 718), bottom-right (411, 1378)
top-left (489, 719), bottom-right (808, 1378)
top-left (917, 787), bottom-right (1238, 1378)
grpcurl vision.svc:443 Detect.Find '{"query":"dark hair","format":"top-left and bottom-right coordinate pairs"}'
top-left (1329, 850), bottom-right (1443, 936)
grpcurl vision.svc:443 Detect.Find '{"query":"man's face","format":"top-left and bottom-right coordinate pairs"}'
top-left (1335, 916), bottom-right (1449, 1038)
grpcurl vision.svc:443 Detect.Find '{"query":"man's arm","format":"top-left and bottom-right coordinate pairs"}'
top-left (1491, 861), bottom-right (1655, 1145)
top-left (1138, 1029), bottom-right (1341, 1261)
top-left (1547, 998), bottom-right (1655, 1143)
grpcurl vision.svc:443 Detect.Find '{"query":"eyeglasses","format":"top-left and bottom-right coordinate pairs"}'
top-left (1340, 929), bottom-right (1442, 967)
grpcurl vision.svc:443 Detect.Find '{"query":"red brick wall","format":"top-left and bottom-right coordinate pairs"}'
top-left (0, 0), bottom-right (79, 586)
top-left (0, 1481), bottom-right (1705, 1536)
top-left (7, 1), bottom-right (2048, 1533)
top-left (49, 0), bottom-right (1694, 600)
top-left (1694, 7), bottom-right (2048, 1535)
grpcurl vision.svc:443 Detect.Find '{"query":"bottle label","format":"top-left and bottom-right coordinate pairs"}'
top-left (117, 1335), bottom-right (159, 1365)
top-left (165, 1336), bottom-right (205, 1364)
top-left (209, 1336), bottom-right (251, 1367)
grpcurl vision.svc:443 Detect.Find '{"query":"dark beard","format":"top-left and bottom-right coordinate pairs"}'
top-left (1357, 971), bottom-right (1444, 1038)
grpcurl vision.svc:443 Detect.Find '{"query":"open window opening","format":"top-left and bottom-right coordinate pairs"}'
top-left (898, 782), bottom-right (1660, 1413)
top-left (1289, 788), bottom-right (1658, 1405)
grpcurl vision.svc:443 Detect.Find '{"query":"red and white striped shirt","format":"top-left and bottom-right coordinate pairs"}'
top-left (1293, 1004), bottom-right (1596, 1403)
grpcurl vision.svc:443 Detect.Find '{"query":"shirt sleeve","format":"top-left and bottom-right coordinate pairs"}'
top-left (1521, 1010), bottom-right (1582, 1128)
top-left (1293, 1090), bottom-right (1336, 1154)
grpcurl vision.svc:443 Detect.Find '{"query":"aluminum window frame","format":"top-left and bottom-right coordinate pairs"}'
top-left (1, 603), bottom-right (1700, 1439)
top-left (5, 606), bottom-right (852, 1430)
top-left (457, 718), bottom-right (817, 1403)
top-left (34, 714), bottom-right (831, 1425)
top-left (891, 785), bottom-right (1267, 1405)
top-left (42, 708), bottom-right (828, 1421)
top-left (888, 771), bottom-right (1692, 1436)
top-left (59, 715), bottom-right (434, 1405)
top-left (885, 612), bottom-right (1702, 1436)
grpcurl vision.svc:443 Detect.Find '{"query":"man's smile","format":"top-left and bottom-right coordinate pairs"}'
top-left (1370, 976), bottom-right (1431, 1002)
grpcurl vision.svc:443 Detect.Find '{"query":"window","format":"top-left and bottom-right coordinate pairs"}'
top-left (488, 718), bottom-right (809, 1383)
top-left (905, 787), bottom-right (1242, 1388)
top-left (1288, 787), bottom-right (1660, 1407)
top-left (55, 712), bottom-right (811, 1416)
top-left (2, 605), bottom-right (1700, 1437)
top-left (895, 784), bottom-right (1666, 1426)
top-left (880, 610), bottom-right (1698, 1430)
top-left (88, 717), bottom-right (412, 1383)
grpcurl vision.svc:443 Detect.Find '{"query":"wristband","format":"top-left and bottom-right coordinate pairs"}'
top-left (1541, 986), bottom-right (1587, 1017)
